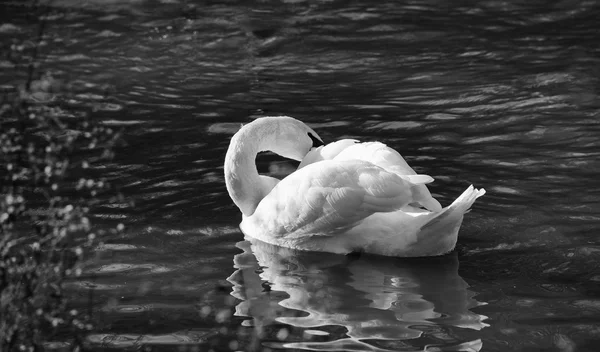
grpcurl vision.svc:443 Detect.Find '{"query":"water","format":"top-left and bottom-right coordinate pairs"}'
top-left (2, 0), bottom-right (600, 351)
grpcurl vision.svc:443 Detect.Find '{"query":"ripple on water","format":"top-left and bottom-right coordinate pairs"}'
top-left (95, 243), bottom-right (140, 251)
top-left (490, 186), bottom-right (522, 195)
top-left (466, 241), bottom-right (540, 254)
top-left (96, 30), bottom-right (122, 37)
top-left (304, 330), bottom-right (330, 337)
top-left (349, 104), bottom-right (397, 110)
top-left (87, 330), bottom-right (216, 347)
top-left (206, 122), bottom-right (242, 135)
top-left (425, 113), bottom-right (461, 120)
top-left (198, 225), bottom-right (240, 237)
top-left (104, 302), bottom-right (196, 313)
top-left (463, 135), bottom-right (518, 145)
top-left (65, 281), bottom-right (125, 290)
top-left (94, 263), bottom-right (172, 274)
top-left (43, 341), bottom-right (71, 350)
top-left (572, 300), bottom-right (600, 310)
top-left (114, 304), bottom-right (152, 313)
top-left (524, 72), bottom-right (574, 88)
top-left (93, 213), bottom-right (128, 219)
top-left (98, 14), bottom-right (121, 21)
top-left (93, 102), bottom-right (124, 111)
top-left (0, 23), bottom-right (21, 33)
top-left (307, 121), bottom-right (352, 128)
top-left (57, 54), bottom-right (89, 62)
top-left (366, 121), bottom-right (424, 130)
top-left (101, 119), bottom-right (146, 126)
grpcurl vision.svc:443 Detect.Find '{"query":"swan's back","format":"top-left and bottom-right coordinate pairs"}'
top-left (325, 142), bottom-right (441, 212)
top-left (334, 142), bottom-right (417, 176)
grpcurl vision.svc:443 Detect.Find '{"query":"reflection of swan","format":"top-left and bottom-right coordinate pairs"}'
top-left (225, 116), bottom-right (485, 257)
top-left (227, 237), bottom-right (488, 351)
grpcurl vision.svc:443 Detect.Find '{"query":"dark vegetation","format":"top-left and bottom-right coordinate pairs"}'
top-left (1, 2), bottom-right (122, 350)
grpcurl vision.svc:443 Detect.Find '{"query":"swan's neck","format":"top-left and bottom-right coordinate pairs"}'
top-left (224, 125), bottom-right (273, 217)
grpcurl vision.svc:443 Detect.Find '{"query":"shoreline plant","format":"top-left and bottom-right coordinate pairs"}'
top-left (1, 1), bottom-right (121, 350)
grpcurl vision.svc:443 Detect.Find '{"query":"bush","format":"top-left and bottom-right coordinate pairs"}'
top-left (0, 2), bottom-right (121, 350)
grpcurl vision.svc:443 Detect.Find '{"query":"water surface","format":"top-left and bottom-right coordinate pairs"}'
top-left (2, 0), bottom-right (600, 351)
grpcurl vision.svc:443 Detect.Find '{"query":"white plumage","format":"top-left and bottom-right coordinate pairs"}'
top-left (224, 116), bottom-right (485, 257)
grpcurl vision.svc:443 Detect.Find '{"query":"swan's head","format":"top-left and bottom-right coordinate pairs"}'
top-left (258, 116), bottom-right (324, 161)
top-left (225, 116), bottom-right (324, 217)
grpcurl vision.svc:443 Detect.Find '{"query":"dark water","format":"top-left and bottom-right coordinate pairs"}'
top-left (2, 0), bottom-right (600, 351)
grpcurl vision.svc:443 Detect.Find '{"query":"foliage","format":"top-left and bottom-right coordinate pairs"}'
top-left (0, 2), bottom-right (121, 351)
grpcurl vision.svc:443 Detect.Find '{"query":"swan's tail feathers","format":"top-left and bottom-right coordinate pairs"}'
top-left (404, 174), bottom-right (434, 185)
top-left (447, 185), bottom-right (486, 213)
top-left (414, 185), bottom-right (485, 256)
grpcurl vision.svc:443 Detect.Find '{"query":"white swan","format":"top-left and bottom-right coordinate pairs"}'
top-left (224, 116), bottom-right (485, 257)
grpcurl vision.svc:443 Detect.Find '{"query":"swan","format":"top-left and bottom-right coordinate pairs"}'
top-left (224, 116), bottom-right (485, 257)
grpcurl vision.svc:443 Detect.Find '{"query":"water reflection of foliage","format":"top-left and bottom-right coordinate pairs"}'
top-left (228, 237), bottom-right (488, 352)
top-left (0, 3), bottom-right (121, 350)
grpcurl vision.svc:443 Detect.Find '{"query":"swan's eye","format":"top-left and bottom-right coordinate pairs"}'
top-left (308, 132), bottom-right (324, 148)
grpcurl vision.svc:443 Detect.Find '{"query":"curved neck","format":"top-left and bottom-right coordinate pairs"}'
top-left (224, 123), bottom-right (273, 217)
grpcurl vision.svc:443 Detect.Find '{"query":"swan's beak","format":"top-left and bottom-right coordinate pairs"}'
top-left (308, 133), bottom-right (325, 148)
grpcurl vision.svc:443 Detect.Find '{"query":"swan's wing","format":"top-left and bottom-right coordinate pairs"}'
top-left (299, 140), bottom-right (441, 212)
top-left (249, 159), bottom-right (431, 238)
top-left (298, 139), bottom-right (359, 169)
top-left (334, 142), bottom-right (417, 175)
top-left (334, 142), bottom-right (442, 212)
